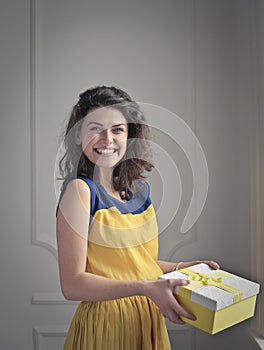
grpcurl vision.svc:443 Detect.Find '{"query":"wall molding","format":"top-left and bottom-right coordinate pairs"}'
top-left (30, 0), bottom-right (58, 259)
top-left (251, 331), bottom-right (264, 350)
top-left (167, 324), bottom-right (196, 350)
top-left (163, 0), bottom-right (198, 263)
top-left (30, 0), bottom-right (199, 261)
top-left (33, 325), bottom-right (68, 350)
top-left (32, 293), bottom-right (78, 306)
top-left (249, 0), bottom-right (264, 339)
top-left (30, 1), bottom-right (199, 346)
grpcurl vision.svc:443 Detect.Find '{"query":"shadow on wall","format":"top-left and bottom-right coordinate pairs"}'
top-left (168, 320), bottom-right (256, 350)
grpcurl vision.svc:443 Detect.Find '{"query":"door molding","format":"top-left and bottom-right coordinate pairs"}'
top-left (30, 0), bottom-right (57, 258)
top-left (33, 326), bottom-right (68, 350)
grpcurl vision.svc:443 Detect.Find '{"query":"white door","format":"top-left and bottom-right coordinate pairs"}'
top-left (0, 1), bottom-right (257, 349)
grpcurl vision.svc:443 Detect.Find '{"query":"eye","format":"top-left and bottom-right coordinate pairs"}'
top-left (112, 127), bottom-right (125, 134)
top-left (90, 126), bottom-right (103, 132)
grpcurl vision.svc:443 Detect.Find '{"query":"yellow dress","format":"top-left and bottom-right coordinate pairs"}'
top-left (61, 176), bottom-right (171, 350)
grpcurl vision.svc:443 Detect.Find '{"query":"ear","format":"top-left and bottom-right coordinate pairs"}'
top-left (75, 131), bottom-right (82, 145)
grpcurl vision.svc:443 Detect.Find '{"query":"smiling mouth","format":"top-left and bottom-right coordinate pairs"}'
top-left (94, 148), bottom-right (117, 155)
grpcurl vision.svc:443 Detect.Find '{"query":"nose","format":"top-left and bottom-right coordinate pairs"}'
top-left (101, 128), bottom-right (113, 145)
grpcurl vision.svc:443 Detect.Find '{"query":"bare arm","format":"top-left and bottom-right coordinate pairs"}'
top-left (56, 179), bottom-right (196, 323)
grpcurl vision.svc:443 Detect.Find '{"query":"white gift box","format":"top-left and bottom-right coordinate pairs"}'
top-left (159, 263), bottom-right (260, 334)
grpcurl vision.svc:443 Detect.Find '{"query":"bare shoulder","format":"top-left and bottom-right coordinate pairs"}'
top-left (57, 178), bottom-right (91, 221)
top-left (66, 178), bottom-right (91, 193)
top-left (61, 178), bottom-right (91, 207)
top-left (57, 178), bottom-right (91, 240)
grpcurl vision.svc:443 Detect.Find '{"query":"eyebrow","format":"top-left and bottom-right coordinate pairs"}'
top-left (112, 124), bottom-right (126, 127)
top-left (87, 122), bottom-right (103, 126)
top-left (87, 122), bottom-right (126, 127)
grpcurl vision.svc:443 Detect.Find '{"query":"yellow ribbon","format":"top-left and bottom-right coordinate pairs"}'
top-left (179, 268), bottom-right (243, 303)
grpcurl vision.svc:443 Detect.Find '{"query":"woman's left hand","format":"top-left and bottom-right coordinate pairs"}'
top-left (195, 260), bottom-right (220, 270)
top-left (157, 259), bottom-right (220, 275)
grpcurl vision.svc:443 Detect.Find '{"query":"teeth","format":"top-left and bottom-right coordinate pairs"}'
top-left (96, 148), bottom-right (115, 154)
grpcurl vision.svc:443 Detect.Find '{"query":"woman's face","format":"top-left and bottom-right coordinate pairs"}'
top-left (76, 107), bottom-right (128, 168)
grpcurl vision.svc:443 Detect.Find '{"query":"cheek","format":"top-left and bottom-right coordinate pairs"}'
top-left (117, 135), bottom-right (127, 145)
top-left (119, 138), bottom-right (128, 155)
top-left (81, 133), bottom-right (98, 148)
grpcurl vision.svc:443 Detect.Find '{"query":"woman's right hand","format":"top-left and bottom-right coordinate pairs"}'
top-left (145, 279), bottom-right (196, 324)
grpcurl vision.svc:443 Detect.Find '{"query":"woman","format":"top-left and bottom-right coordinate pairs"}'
top-left (56, 85), bottom-right (219, 349)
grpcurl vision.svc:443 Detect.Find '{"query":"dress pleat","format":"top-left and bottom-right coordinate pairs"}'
top-left (64, 297), bottom-right (171, 350)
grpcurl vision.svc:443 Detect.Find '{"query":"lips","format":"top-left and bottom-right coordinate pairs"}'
top-left (94, 147), bottom-right (117, 155)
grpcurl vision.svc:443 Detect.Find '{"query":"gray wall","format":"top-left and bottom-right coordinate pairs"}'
top-left (0, 0), bottom-right (261, 349)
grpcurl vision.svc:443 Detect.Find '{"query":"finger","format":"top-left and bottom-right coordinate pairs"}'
top-left (175, 316), bottom-right (186, 325)
top-left (205, 261), bottom-right (220, 270)
top-left (170, 278), bottom-right (190, 288)
top-left (170, 296), bottom-right (196, 321)
top-left (169, 279), bottom-right (196, 320)
top-left (175, 303), bottom-right (196, 321)
top-left (167, 310), bottom-right (186, 325)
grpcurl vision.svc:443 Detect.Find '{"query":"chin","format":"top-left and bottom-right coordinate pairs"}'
top-left (94, 159), bottom-right (120, 169)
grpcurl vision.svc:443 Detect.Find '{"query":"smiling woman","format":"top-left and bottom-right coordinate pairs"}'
top-left (58, 86), bottom-right (153, 201)
top-left (75, 108), bottom-right (128, 170)
top-left (56, 85), bottom-right (219, 350)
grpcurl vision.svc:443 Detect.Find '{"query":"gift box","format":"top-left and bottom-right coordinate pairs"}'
top-left (159, 263), bottom-right (260, 334)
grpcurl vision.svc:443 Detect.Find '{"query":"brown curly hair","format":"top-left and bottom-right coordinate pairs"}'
top-left (58, 85), bottom-right (154, 200)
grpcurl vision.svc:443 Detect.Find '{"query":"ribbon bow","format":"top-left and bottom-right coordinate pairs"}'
top-left (188, 271), bottom-right (223, 285)
top-left (179, 268), bottom-right (243, 303)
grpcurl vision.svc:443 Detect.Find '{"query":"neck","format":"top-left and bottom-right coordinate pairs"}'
top-left (94, 168), bottom-right (113, 188)
top-left (94, 167), bottom-right (114, 191)
top-left (94, 167), bottom-right (126, 202)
